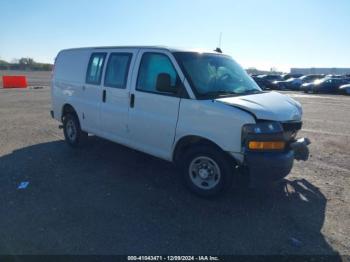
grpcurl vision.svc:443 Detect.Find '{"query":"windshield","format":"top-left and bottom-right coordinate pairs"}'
top-left (173, 52), bottom-right (261, 98)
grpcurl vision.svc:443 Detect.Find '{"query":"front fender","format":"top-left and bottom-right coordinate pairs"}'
top-left (174, 99), bottom-right (255, 154)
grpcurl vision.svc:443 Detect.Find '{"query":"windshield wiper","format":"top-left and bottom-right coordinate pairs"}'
top-left (199, 90), bottom-right (239, 98)
top-left (239, 89), bottom-right (262, 95)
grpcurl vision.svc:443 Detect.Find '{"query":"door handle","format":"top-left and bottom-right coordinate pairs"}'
top-left (102, 90), bottom-right (106, 103)
top-left (130, 94), bottom-right (135, 108)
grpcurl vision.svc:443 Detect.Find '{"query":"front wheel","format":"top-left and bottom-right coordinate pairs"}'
top-left (63, 113), bottom-right (87, 147)
top-left (180, 145), bottom-right (235, 197)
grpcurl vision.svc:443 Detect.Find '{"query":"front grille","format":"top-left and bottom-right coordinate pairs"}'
top-left (282, 121), bottom-right (302, 132)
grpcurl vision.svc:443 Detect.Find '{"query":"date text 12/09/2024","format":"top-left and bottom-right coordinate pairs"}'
top-left (127, 256), bottom-right (220, 261)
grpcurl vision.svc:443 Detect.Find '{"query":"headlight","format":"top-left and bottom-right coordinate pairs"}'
top-left (242, 121), bottom-right (283, 134)
top-left (242, 122), bottom-right (285, 151)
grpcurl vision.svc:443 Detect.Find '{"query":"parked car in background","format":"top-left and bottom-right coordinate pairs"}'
top-left (299, 74), bottom-right (325, 84)
top-left (281, 73), bottom-right (303, 80)
top-left (339, 84), bottom-right (350, 95)
top-left (271, 74), bottom-right (322, 91)
top-left (326, 74), bottom-right (343, 79)
top-left (271, 77), bottom-right (299, 90)
top-left (251, 75), bottom-right (269, 90)
top-left (252, 74), bottom-right (283, 90)
top-left (290, 74), bottom-right (326, 90)
top-left (301, 78), bottom-right (350, 94)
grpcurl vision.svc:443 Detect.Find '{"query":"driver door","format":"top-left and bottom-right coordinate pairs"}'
top-left (127, 51), bottom-right (183, 160)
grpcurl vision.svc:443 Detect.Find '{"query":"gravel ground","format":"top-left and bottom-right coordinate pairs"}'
top-left (0, 78), bottom-right (349, 257)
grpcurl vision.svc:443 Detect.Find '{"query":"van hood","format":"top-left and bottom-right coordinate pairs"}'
top-left (216, 91), bottom-right (302, 122)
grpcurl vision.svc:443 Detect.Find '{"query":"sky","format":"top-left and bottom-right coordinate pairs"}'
top-left (0, 0), bottom-right (349, 72)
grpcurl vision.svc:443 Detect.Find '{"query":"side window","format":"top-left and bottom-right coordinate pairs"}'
top-left (104, 53), bottom-right (132, 89)
top-left (86, 53), bottom-right (106, 85)
top-left (136, 53), bottom-right (179, 94)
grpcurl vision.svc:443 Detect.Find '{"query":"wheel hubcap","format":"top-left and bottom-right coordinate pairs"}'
top-left (66, 119), bottom-right (77, 141)
top-left (189, 156), bottom-right (221, 190)
top-left (198, 168), bottom-right (209, 179)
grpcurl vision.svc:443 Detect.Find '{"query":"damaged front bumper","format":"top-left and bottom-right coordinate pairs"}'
top-left (290, 137), bottom-right (311, 161)
top-left (244, 137), bottom-right (311, 187)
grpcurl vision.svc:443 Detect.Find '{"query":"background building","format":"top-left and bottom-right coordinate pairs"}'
top-left (290, 68), bottom-right (350, 75)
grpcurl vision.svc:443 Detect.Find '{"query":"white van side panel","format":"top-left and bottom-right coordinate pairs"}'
top-left (51, 46), bottom-right (256, 164)
top-left (51, 49), bottom-right (90, 122)
top-left (54, 50), bottom-right (90, 83)
top-left (174, 99), bottom-right (255, 156)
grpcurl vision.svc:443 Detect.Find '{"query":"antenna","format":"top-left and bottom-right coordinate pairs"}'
top-left (214, 32), bottom-right (223, 53)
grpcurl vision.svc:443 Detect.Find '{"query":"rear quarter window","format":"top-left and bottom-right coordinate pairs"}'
top-left (86, 53), bottom-right (107, 85)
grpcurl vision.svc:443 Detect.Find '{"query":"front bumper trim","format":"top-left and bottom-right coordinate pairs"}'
top-left (290, 137), bottom-right (311, 161)
top-left (243, 137), bottom-right (310, 187)
top-left (245, 150), bottom-right (294, 187)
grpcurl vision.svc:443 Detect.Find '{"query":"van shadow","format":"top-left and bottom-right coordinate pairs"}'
top-left (0, 137), bottom-right (341, 257)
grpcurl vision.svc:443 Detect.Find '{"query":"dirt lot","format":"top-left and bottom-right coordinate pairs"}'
top-left (0, 73), bottom-right (349, 257)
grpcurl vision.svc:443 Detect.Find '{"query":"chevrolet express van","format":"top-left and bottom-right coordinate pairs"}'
top-left (51, 46), bottom-right (310, 196)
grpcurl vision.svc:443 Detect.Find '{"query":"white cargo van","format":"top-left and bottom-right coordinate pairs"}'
top-left (51, 46), bottom-right (310, 196)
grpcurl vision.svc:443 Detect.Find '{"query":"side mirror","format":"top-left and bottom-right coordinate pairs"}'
top-left (156, 73), bottom-right (176, 93)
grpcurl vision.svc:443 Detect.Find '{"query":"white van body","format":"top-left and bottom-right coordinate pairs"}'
top-left (51, 46), bottom-right (309, 196)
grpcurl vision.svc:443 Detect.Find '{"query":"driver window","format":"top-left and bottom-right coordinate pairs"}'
top-left (137, 53), bottom-right (179, 94)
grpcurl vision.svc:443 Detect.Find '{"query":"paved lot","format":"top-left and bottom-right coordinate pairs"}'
top-left (0, 83), bottom-right (349, 256)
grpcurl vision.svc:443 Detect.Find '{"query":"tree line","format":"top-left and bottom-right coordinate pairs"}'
top-left (0, 58), bottom-right (53, 71)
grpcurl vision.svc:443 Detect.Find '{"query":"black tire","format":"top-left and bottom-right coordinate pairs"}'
top-left (179, 145), bottom-right (235, 197)
top-left (63, 113), bottom-right (87, 147)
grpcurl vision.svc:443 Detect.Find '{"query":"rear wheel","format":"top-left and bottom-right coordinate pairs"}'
top-left (180, 145), bottom-right (235, 197)
top-left (63, 113), bottom-right (87, 147)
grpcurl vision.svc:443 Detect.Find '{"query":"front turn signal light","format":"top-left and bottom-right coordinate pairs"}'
top-left (248, 141), bottom-right (285, 150)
